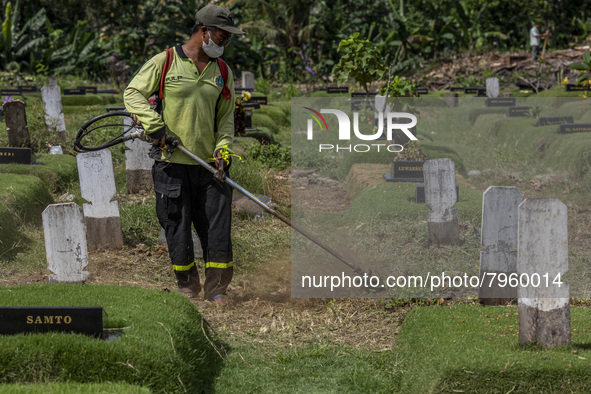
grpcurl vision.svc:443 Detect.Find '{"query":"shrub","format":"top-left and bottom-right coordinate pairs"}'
top-left (246, 142), bottom-right (291, 171)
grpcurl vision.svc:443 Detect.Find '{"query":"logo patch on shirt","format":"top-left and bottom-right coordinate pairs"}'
top-left (215, 74), bottom-right (224, 87)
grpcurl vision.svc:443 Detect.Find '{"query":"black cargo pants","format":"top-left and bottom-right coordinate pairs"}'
top-left (153, 161), bottom-right (233, 300)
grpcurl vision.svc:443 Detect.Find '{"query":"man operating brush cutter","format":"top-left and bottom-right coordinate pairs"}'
top-left (123, 4), bottom-right (243, 305)
top-left (75, 8), bottom-right (378, 303)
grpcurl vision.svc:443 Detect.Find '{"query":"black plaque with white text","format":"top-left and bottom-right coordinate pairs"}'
top-left (557, 123), bottom-right (591, 134)
top-left (507, 106), bottom-right (530, 117)
top-left (63, 88), bottom-right (86, 95)
top-left (248, 96), bottom-right (267, 105)
top-left (536, 116), bottom-right (575, 126)
top-left (326, 86), bottom-right (349, 94)
top-left (485, 97), bottom-right (516, 107)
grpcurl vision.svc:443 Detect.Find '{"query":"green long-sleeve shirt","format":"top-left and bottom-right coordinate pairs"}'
top-left (124, 44), bottom-right (235, 164)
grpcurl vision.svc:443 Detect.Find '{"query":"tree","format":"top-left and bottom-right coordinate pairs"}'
top-left (332, 33), bottom-right (385, 92)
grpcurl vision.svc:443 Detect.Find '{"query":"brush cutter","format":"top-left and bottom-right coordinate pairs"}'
top-left (74, 111), bottom-right (375, 282)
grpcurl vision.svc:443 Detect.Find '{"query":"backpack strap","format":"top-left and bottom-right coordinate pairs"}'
top-left (216, 57), bottom-right (232, 100)
top-left (158, 47), bottom-right (175, 100)
top-left (213, 57), bottom-right (233, 134)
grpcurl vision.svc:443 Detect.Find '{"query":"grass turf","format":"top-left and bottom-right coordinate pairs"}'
top-left (0, 284), bottom-right (225, 393)
top-left (0, 155), bottom-right (79, 194)
top-left (0, 173), bottom-right (53, 224)
top-left (0, 383), bottom-right (151, 393)
top-left (213, 342), bottom-right (399, 393)
top-left (395, 304), bottom-right (591, 392)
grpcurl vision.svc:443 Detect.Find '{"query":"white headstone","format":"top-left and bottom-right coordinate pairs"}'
top-left (124, 116), bottom-right (153, 193)
top-left (41, 77), bottom-right (67, 142)
top-left (242, 71), bottom-right (255, 90)
top-left (478, 186), bottom-right (522, 305)
top-left (77, 149), bottom-right (124, 250)
top-left (518, 198), bottom-right (570, 347)
top-left (374, 95), bottom-right (392, 114)
top-left (486, 77), bottom-right (500, 98)
top-left (424, 158), bottom-right (459, 245)
top-left (42, 203), bottom-right (89, 283)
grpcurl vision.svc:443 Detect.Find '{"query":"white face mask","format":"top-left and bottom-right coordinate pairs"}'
top-left (203, 31), bottom-right (224, 58)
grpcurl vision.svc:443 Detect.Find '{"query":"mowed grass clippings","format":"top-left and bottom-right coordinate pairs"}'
top-left (395, 304), bottom-right (591, 392)
top-left (291, 179), bottom-right (484, 299)
top-left (0, 284), bottom-right (225, 393)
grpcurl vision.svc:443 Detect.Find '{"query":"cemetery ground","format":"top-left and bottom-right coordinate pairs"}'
top-left (2, 83), bottom-right (591, 392)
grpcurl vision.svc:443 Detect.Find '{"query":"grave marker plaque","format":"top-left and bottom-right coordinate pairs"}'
top-left (0, 307), bottom-right (103, 338)
top-left (415, 87), bottom-right (428, 95)
top-left (78, 86), bottom-right (97, 94)
top-left (557, 123), bottom-right (591, 134)
top-left (42, 203), bottom-right (90, 283)
top-left (41, 77), bottom-right (67, 142)
top-left (0, 147), bottom-right (34, 164)
top-left (383, 161), bottom-right (425, 182)
top-left (1, 89), bottom-right (22, 95)
top-left (326, 86), bottom-right (349, 94)
top-left (243, 102), bottom-right (261, 109)
top-left (351, 92), bottom-right (377, 97)
top-left (507, 106), bottom-right (530, 117)
top-left (424, 159), bottom-right (459, 245)
top-left (450, 87), bottom-right (465, 92)
top-left (18, 85), bottom-right (38, 93)
top-left (248, 96), bottom-right (267, 105)
top-left (565, 84), bottom-right (590, 92)
top-left (478, 187), bottom-right (522, 305)
top-left (518, 199), bottom-right (570, 347)
top-left (77, 150), bottom-right (124, 250)
top-left (464, 87), bottom-right (485, 96)
top-left (485, 97), bottom-right (516, 107)
top-left (535, 116), bottom-right (574, 126)
top-left (63, 88), bottom-right (86, 95)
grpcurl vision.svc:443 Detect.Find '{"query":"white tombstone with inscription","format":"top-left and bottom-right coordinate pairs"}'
top-left (124, 115), bottom-right (153, 193)
top-left (518, 198), bottom-right (570, 347)
top-left (478, 186), bottom-right (522, 305)
top-left (43, 203), bottom-right (90, 283)
top-left (424, 158), bottom-right (459, 245)
top-left (41, 77), bottom-right (67, 142)
top-left (77, 149), bottom-right (124, 250)
top-left (486, 77), bottom-right (500, 98)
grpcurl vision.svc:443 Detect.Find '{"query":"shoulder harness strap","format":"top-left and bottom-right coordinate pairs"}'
top-left (158, 47), bottom-right (175, 100)
top-left (216, 57), bottom-right (232, 100)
